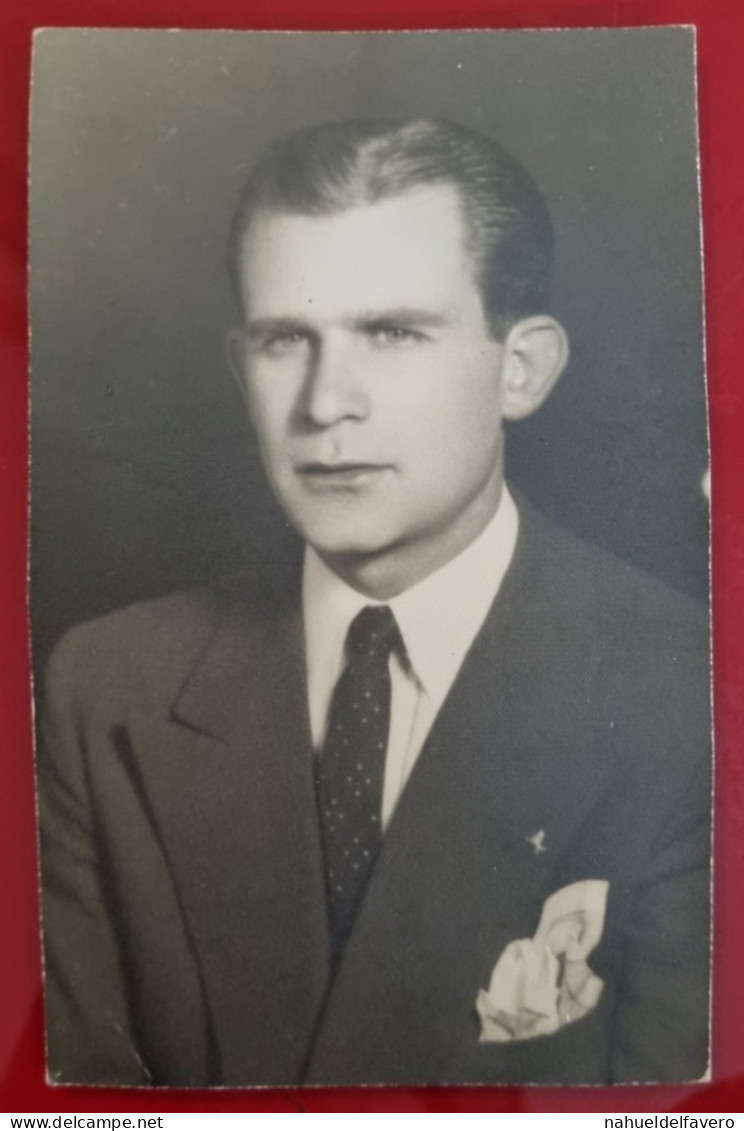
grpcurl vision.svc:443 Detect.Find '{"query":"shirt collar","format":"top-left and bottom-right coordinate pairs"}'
top-left (303, 488), bottom-right (519, 732)
top-left (384, 487), bottom-right (518, 702)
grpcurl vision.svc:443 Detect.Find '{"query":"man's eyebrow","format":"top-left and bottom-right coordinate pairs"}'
top-left (350, 307), bottom-right (452, 329)
top-left (244, 317), bottom-right (313, 339)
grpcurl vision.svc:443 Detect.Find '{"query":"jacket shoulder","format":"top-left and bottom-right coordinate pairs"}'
top-left (511, 506), bottom-right (711, 784)
top-left (520, 505), bottom-right (708, 641)
top-left (42, 570), bottom-right (285, 718)
top-left (49, 589), bottom-right (217, 680)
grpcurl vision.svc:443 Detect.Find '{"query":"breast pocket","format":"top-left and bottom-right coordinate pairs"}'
top-left (440, 986), bottom-right (616, 1086)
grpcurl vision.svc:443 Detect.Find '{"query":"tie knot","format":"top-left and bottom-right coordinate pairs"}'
top-left (346, 605), bottom-right (400, 662)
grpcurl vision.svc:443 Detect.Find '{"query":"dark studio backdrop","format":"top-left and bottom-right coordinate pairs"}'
top-left (29, 27), bottom-right (707, 668)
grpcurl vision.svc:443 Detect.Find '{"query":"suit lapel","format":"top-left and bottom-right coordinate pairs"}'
top-left (126, 577), bottom-right (331, 1085)
top-left (305, 513), bottom-right (620, 1084)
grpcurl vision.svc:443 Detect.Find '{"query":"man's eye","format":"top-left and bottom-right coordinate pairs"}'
top-left (368, 326), bottom-right (425, 347)
top-left (260, 331), bottom-right (309, 356)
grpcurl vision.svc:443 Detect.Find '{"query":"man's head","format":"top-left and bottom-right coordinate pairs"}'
top-left (228, 119), bottom-right (568, 597)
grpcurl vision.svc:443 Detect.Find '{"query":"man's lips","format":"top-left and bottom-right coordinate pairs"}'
top-left (295, 461), bottom-right (391, 488)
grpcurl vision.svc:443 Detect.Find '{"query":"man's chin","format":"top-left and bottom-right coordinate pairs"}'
top-left (301, 530), bottom-right (391, 564)
top-left (289, 511), bottom-right (396, 565)
top-left (279, 494), bottom-right (388, 555)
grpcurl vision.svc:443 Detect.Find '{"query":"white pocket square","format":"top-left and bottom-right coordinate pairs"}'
top-left (476, 879), bottom-right (609, 1043)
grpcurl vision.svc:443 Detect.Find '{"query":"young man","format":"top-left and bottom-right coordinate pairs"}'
top-left (38, 119), bottom-right (710, 1087)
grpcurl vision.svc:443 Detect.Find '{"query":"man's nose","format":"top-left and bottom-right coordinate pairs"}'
top-left (299, 340), bottom-right (369, 428)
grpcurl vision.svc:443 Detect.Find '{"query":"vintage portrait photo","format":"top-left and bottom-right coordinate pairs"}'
top-left (29, 28), bottom-right (711, 1088)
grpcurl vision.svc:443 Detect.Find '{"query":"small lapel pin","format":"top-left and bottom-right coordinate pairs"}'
top-left (526, 829), bottom-right (547, 855)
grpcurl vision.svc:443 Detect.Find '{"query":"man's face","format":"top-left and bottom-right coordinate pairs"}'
top-left (233, 184), bottom-right (510, 593)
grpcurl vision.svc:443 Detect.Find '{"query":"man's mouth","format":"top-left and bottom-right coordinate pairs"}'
top-left (296, 461), bottom-right (390, 489)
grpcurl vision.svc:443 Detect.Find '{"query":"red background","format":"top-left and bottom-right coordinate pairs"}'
top-left (1, 0), bottom-right (741, 1114)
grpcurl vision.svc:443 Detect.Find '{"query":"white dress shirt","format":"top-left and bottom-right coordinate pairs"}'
top-left (303, 488), bottom-right (519, 828)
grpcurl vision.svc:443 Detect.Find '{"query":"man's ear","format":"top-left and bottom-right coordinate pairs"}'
top-left (500, 315), bottom-right (569, 421)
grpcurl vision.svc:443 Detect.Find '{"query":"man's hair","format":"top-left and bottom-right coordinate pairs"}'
top-left (228, 117), bottom-right (554, 338)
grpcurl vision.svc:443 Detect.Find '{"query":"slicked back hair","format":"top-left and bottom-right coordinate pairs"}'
top-left (228, 118), bottom-right (554, 339)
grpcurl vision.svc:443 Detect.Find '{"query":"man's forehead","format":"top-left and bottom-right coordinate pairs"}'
top-left (237, 184), bottom-right (478, 316)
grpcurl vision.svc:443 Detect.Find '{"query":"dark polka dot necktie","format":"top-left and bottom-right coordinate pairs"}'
top-left (315, 604), bottom-right (402, 969)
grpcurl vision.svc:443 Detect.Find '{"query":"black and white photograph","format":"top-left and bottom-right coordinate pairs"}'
top-left (29, 27), bottom-right (711, 1088)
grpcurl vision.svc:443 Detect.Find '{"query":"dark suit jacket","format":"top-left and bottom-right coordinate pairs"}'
top-left (38, 506), bottom-right (711, 1087)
